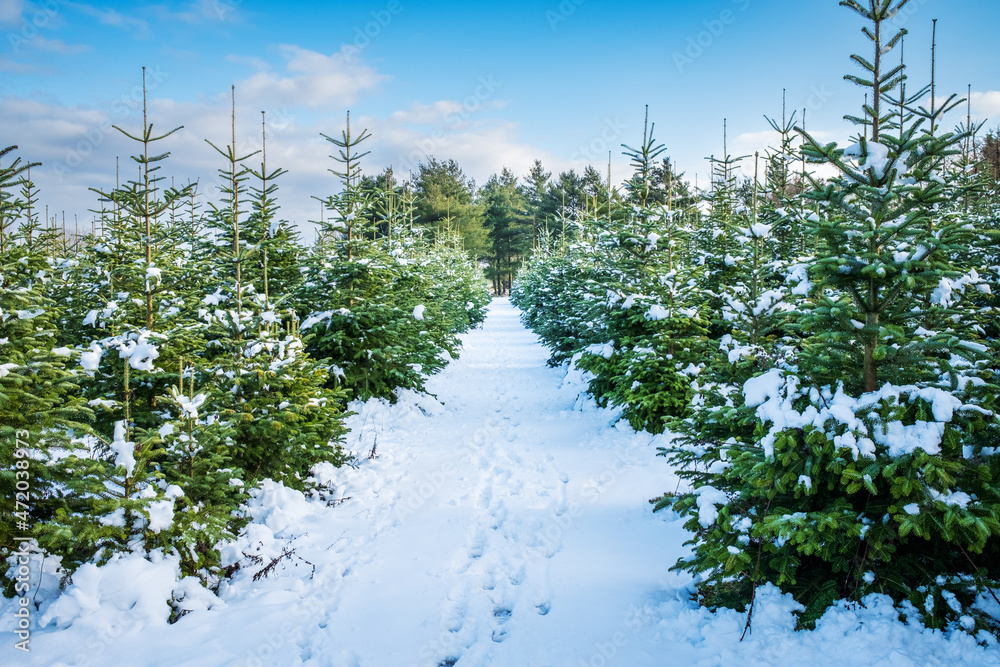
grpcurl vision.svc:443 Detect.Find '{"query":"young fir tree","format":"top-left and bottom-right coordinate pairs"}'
top-left (763, 93), bottom-right (809, 262)
top-left (0, 147), bottom-right (93, 587)
top-left (411, 157), bottom-right (486, 258)
top-left (38, 71), bottom-right (217, 574)
top-left (523, 159), bottom-right (552, 252)
top-left (245, 111), bottom-right (303, 303)
top-left (202, 92), bottom-right (348, 489)
top-left (79, 68), bottom-right (200, 437)
top-left (298, 114), bottom-right (488, 401)
top-left (662, 0), bottom-right (1000, 635)
top-left (574, 111), bottom-right (710, 432)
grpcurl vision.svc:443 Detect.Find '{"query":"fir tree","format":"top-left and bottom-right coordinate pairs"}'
top-left (661, 0), bottom-right (1000, 634)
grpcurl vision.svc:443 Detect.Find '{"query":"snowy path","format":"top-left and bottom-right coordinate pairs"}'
top-left (9, 299), bottom-right (999, 667)
top-left (287, 297), bottom-right (691, 666)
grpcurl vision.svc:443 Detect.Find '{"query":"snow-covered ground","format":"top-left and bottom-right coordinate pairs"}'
top-left (4, 298), bottom-right (998, 666)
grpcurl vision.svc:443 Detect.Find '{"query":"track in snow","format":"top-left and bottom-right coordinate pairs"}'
top-left (292, 297), bottom-right (685, 667)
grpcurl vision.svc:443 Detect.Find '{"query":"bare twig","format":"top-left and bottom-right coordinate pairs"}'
top-left (959, 545), bottom-right (1000, 609)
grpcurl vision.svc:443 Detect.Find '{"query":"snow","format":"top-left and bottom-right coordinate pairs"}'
top-left (584, 342), bottom-right (615, 359)
top-left (39, 551), bottom-right (188, 631)
top-left (301, 310), bottom-right (333, 331)
top-left (742, 369), bottom-right (978, 462)
top-left (787, 263), bottom-right (812, 296)
top-left (109, 420), bottom-right (136, 477)
top-left (743, 368), bottom-right (783, 408)
top-left (413, 304), bottom-right (426, 320)
top-left (176, 393), bottom-right (208, 419)
top-left (117, 334), bottom-right (160, 372)
top-left (878, 420), bottom-right (945, 457)
top-left (844, 140), bottom-right (892, 180)
top-left (146, 500), bottom-right (176, 533)
top-left (645, 304), bottom-right (670, 321)
top-left (203, 289), bottom-right (226, 306)
top-left (929, 489), bottom-right (972, 509)
top-left (2, 299), bottom-right (996, 666)
top-left (695, 486), bottom-right (730, 527)
top-left (79, 344), bottom-right (103, 375)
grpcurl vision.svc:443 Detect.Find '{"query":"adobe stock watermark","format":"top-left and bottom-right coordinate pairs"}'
top-left (571, 117), bottom-right (627, 164)
top-left (342, 0), bottom-right (403, 62)
top-left (212, 0), bottom-right (241, 20)
top-left (531, 446), bottom-right (638, 558)
top-left (803, 84), bottom-right (834, 114)
top-left (11, 428), bottom-right (33, 653)
top-left (577, 595), bottom-right (672, 667)
top-left (50, 66), bottom-right (170, 182)
top-left (673, 0), bottom-right (752, 74)
top-left (203, 106), bottom-right (298, 197)
top-left (7, 0), bottom-right (65, 52)
top-left (395, 75), bottom-right (502, 176)
top-left (889, 0), bottom-right (931, 28)
top-left (546, 0), bottom-right (586, 30)
top-left (243, 595), bottom-right (327, 667)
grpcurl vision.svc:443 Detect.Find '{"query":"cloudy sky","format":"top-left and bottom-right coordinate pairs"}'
top-left (2, 0), bottom-right (999, 236)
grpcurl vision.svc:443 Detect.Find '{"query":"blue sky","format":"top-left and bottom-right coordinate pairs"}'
top-left (2, 0), bottom-right (999, 234)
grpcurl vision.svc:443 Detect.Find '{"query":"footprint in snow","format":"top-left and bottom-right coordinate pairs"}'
top-left (465, 528), bottom-right (486, 559)
top-left (441, 593), bottom-right (467, 633)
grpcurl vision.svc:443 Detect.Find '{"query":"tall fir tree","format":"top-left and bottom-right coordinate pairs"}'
top-left (661, 0), bottom-right (1000, 634)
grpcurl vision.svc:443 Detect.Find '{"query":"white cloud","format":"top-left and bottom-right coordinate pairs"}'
top-left (1, 46), bottom-right (565, 238)
top-left (368, 116), bottom-right (558, 185)
top-left (192, 0), bottom-right (239, 22)
top-left (735, 130), bottom-right (782, 148)
top-left (0, 45), bottom-right (389, 237)
top-left (26, 35), bottom-right (90, 55)
top-left (971, 91), bottom-right (1000, 122)
top-left (0, 0), bottom-right (23, 25)
top-left (0, 58), bottom-right (45, 73)
top-left (150, 0), bottom-right (245, 25)
top-left (238, 45), bottom-right (388, 110)
top-left (66, 2), bottom-right (149, 37)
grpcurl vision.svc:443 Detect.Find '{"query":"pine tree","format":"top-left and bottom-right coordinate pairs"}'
top-left (481, 169), bottom-right (530, 295)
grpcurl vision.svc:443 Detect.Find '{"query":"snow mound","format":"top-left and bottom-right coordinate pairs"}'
top-left (39, 551), bottom-right (186, 631)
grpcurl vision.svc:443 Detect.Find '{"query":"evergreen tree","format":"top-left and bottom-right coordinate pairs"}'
top-left (0, 147), bottom-right (91, 580)
top-left (661, 0), bottom-right (1000, 634)
top-left (481, 168), bottom-right (531, 295)
top-left (203, 96), bottom-right (349, 490)
top-left (522, 159), bottom-right (552, 251)
top-left (411, 157), bottom-right (487, 258)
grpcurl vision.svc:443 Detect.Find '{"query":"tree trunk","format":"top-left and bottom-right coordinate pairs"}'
top-left (863, 310), bottom-right (879, 392)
